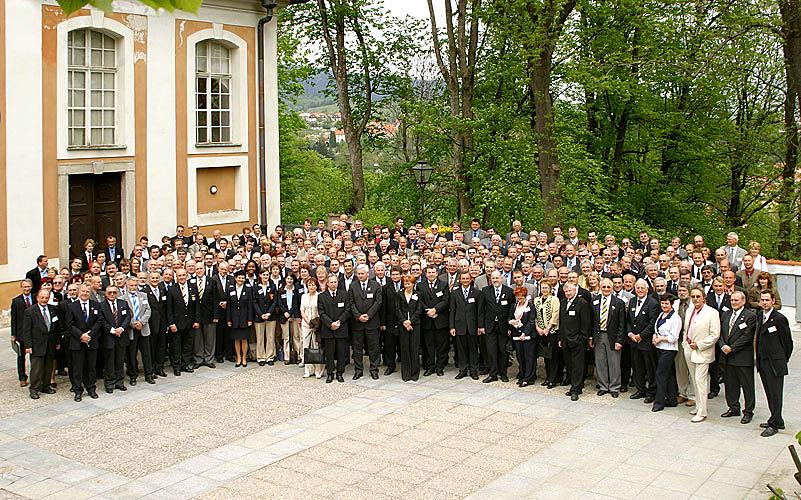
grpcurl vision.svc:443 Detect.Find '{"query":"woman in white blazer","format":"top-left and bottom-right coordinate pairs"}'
top-left (682, 286), bottom-right (721, 422)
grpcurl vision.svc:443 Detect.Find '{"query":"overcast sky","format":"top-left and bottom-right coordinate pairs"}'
top-left (383, 0), bottom-right (444, 21)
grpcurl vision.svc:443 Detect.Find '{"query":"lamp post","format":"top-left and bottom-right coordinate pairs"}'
top-left (411, 161), bottom-right (433, 226)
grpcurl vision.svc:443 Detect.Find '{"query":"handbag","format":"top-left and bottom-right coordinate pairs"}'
top-left (538, 334), bottom-right (553, 359)
top-left (304, 347), bottom-right (325, 365)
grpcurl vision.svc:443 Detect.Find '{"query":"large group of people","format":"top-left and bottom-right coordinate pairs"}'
top-left (9, 217), bottom-right (794, 438)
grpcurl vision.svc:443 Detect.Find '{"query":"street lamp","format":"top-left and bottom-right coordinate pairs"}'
top-left (411, 161), bottom-right (433, 226)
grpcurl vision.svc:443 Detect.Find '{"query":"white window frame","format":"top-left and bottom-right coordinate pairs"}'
top-left (56, 13), bottom-right (135, 159)
top-left (195, 40), bottom-right (233, 145)
top-left (186, 27), bottom-right (248, 155)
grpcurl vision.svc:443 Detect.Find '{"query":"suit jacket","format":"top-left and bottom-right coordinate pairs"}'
top-left (277, 286), bottom-right (302, 323)
top-left (627, 295), bottom-right (661, 351)
top-left (22, 303), bottom-right (62, 356)
top-left (755, 310), bottom-right (793, 377)
top-left (418, 279), bottom-right (450, 330)
top-left (67, 299), bottom-right (103, 350)
top-left (105, 246), bottom-right (125, 265)
top-left (438, 272), bottom-right (461, 291)
top-left (449, 286), bottom-right (480, 335)
top-left (718, 245), bottom-right (746, 266)
top-left (348, 279), bottom-right (382, 330)
top-left (683, 304), bottom-right (720, 364)
top-left (478, 284), bottom-right (515, 335)
top-left (145, 284), bottom-right (167, 336)
top-left (735, 269), bottom-right (760, 291)
top-left (253, 282), bottom-right (277, 322)
top-left (194, 275), bottom-right (219, 325)
top-left (381, 281), bottom-right (403, 332)
top-left (718, 307), bottom-right (756, 367)
top-left (508, 302), bottom-right (534, 338)
top-left (99, 298), bottom-right (132, 348)
top-left (213, 274), bottom-right (233, 320)
top-left (592, 294), bottom-right (627, 346)
top-left (318, 289), bottom-right (350, 339)
top-left (226, 286), bottom-right (254, 329)
top-left (706, 292), bottom-right (732, 317)
top-left (166, 282), bottom-right (200, 330)
top-left (395, 290), bottom-right (422, 329)
top-left (123, 291), bottom-right (151, 337)
top-left (559, 296), bottom-right (592, 347)
top-left (80, 251), bottom-right (96, 272)
top-left (10, 294), bottom-right (33, 342)
top-left (25, 267), bottom-right (46, 294)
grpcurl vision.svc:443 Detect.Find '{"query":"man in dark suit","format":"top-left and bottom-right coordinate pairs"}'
top-left (380, 266), bottom-right (403, 376)
top-left (319, 275), bottom-right (350, 383)
top-left (66, 284), bottom-right (102, 401)
top-left (755, 289), bottom-right (793, 437)
top-left (348, 264), bottom-right (383, 380)
top-left (419, 264), bottom-right (450, 376)
top-left (193, 266), bottom-right (219, 369)
top-left (705, 277), bottom-right (730, 398)
top-left (166, 268), bottom-right (200, 375)
top-left (449, 273), bottom-right (481, 380)
top-left (559, 283), bottom-right (592, 401)
top-left (627, 279), bottom-right (661, 403)
top-left (22, 289), bottom-right (62, 399)
top-left (593, 278), bottom-right (627, 397)
top-left (104, 235), bottom-right (125, 266)
top-left (10, 279), bottom-right (34, 386)
top-left (145, 271), bottom-right (168, 377)
top-left (26, 255), bottom-right (49, 295)
top-left (98, 285), bottom-right (131, 393)
top-left (212, 262), bottom-right (233, 363)
top-left (718, 290), bottom-right (756, 424)
top-left (479, 270), bottom-right (515, 383)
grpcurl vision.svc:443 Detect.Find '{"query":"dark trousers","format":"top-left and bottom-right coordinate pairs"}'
top-left (14, 340), bottom-right (28, 381)
top-left (70, 348), bottom-right (98, 393)
top-left (632, 347), bottom-right (657, 397)
top-left (515, 339), bottom-right (537, 382)
top-left (382, 328), bottom-right (398, 368)
top-left (620, 343), bottom-right (633, 387)
top-left (151, 328), bottom-right (166, 371)
top-left (709, 346), bottom-right (722, 394)
top-left (478, 333), bottom-right (489, 371)
top-left (29, 354), bottom-right (54, 393)
top-left (563, 341), bottom-right (585, 394)
top-left (758, 369), bottom-right (784, 428)
top-left (104, 342), bottom-right (126, 389)
top-left (215, 321), bottom-right (229, 361)
top-left (486, 327), bottom-right (509, 377)
top-left (398, 326), bottom-right (420, 381)
top-left (422, 327), bottom-right (449, 371)
top-left (54, 343), bottom-right (68, 374)
top-left (654, 349), bottom-right (678, 408)
top-left (545, 335), bottom-right (564, 383)
top-left (170, 328), bottom-right (194, 370)
top-left (454, 334), bottom-right (479, 374)
top-left (724, 364), bottom-right (755, 415)
top-left (352, 328), bottom-right (380, 375)
top-left (324, 337), bottom-right (347, 375)
top-left (127, 332), bottom-right (153, 379)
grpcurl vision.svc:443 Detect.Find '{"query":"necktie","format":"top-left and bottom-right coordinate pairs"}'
top-left (463, 288), bottom-right (469, 301)
top-left (600, 297), bottom-right (608, 330)
top-left (636, 299), bottom-right (642, 315)
top-left (495, 288), bottom-right (501, 303)
top-left (83, 302), bottom-right (88, 322)
top-left (111, 302), bottom-right (117, 325)
top-left (717, 296), bottom-right (722, 309)
top-left (687, 308), bottom-right (698, 341)
top-left (729, 311), bottom-right (737, 336)
top-left (24, 295), bottom-right (30, 308)
top-left (396, 283), bottom-right (401, 293)
top-left (41, 306), bottom-right (50, 328)
top-left (729, 247), bottom-right (735, 262)
top-left (198, 278), bottom-right (205, 297)
top-left (132, 295), bottom-right (140, 320)
top-left (362, 282), bottom-right (367, 294)
top-left (182, 285), bottom-right (188, 305)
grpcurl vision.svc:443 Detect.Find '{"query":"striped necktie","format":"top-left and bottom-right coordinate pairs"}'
top-left (600, 296), bottom-right (608, 330)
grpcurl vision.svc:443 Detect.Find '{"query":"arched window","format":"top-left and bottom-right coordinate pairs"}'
top-left (195, 40), bottom-right (232, 144)
top-left (67, 29), bottom-right (117, 147)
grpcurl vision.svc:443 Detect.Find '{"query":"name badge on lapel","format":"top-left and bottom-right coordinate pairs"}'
top-left (468, 297), bottom-right (475, 303)
top-left (738, 323), bottom-right (747, 330)
top-left (411, 294), bottom-right (418, 301)
top-left (366, 293), bottom-right (374, 299)
top-left (593, 300), bottom-right (600, 305)
top-left (162, 296), bottom-right (167, 301)
top-left (259, 289), bottom-right (265, 295)
top-left (569, 310), bottom-right (576, 316)
top-left (93, 309), bottom-right (98, 314)
top-left (722, 306), bottom-right (729, 312)
top-left (435, 291), bottom-right (443, 298)
top-left (122, 310), bottom-right (127, 315)
top-left (500, 300), bottom-right (508, 306)
top-left (337, 302), bottom-right (345, 308)
top-left (281, 294), bottom-right (287, 299)
top-left (767, 326), bottom-right (777, 333)
top-left (230, 291), bottom-right (236, 296)
top-left (52, 316), bottom-right (59, 323)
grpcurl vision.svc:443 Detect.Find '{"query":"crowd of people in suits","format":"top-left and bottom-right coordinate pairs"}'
top-left (8, 218), bottom-right (793, 438)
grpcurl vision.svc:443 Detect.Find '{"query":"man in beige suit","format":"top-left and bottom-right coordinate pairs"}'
top-left (682, 286), bottom-right (721, 423)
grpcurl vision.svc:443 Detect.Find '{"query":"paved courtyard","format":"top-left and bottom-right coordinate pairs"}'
top-left (0, 313), bottom-right (799, 500)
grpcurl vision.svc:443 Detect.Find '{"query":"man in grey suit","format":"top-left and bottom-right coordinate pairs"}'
top-left (718, 231), bottom-right (746, 268)
top-left (123, 277), bottom-right (154, 385)
top-left (349, 264), bottom-right (383, 380)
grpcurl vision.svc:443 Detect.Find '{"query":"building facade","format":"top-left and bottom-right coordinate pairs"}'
top-left (0, 0), bottom-right (284, 306)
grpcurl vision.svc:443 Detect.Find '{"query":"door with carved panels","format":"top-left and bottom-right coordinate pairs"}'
top-left (68, 173), bottom-right (122, 260)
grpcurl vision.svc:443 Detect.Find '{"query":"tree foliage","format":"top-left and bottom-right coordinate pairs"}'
top-left (56, 0), bottom-right (200, 15)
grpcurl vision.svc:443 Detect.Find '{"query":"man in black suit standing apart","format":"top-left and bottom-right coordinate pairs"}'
top-left (22, 289), bottom-right (62, 399)
top-left (559, 283), bottom-right (592, 401)
top-left (98, 285), bottom-right (131, 393)
top-left (166, 268), bottom-right (200, 375)
top-left (718, 290), bottom-right (757, 424)
top-left (419, 264), bottom-right (450, 376)
top-left (381, 266), bottom-right (403, 376)
top-left (755, 289), bottom-right (793, 437)
top-left (319, 274), bottom-right (350, 383)
top-left (67, 284), bottom-right (102, 401)
top-left (450, 273), bottom-right (481, 380)
top-left (26, 255), bottom-right (49, 295)
top-left (10, 279), bottom-right (34, 387)
top-left (349, 264), bottom-right (383, 380)
top-left (479, 270), bottom-right (515, 383)
top-left (627, 279), bottom-right (661, 403)
top-left (593, 278), bottom-right (627, 397)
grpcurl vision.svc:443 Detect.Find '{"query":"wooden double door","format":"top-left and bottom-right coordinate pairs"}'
top-left (68, 173), bottom-right (122, 260)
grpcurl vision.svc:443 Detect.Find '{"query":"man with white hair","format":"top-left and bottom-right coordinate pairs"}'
top-left (627, 279), bottom-right (661, 403)
top-left (718, 232), bottom-right (746, 267)
top-left (348, 264), bottom-right (383, 380)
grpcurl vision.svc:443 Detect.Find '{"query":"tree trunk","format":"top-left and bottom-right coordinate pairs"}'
top-left (778, 2), bottom-right (801, 257)
top-left (530, 49), bottom-right (561, 224)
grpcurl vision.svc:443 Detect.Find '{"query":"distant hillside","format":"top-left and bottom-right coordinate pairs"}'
top-left (292, 71), bottom-right (336, 111)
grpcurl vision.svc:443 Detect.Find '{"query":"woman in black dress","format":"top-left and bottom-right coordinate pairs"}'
top-left (509, 286), bottom-right (536, 387)
top-left (227, 270), bottom-right (254, 367)
top-left (395, 275), bottom-right (422, 381)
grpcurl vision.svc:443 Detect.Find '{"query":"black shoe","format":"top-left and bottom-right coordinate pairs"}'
top-left (759, 422), bottom-right (785, 430)
top-left (541, 380), bottom-right (550, 387)
top-left (353, 372), bottom-right (363, 380)
top-left (74, 393), bottom-right (82, 402)
top-left (470, 373), bottom-right (479, 380)
top-left (371, 373), bottom-right (379, 380)
top-left (423, 369), bottom-right (435, 377)
top-left (384, 367), bottom-right (395, 376)
top-left (560, 380), bottom-right (570, 386)
top-left (482, 376), bottom-right (498, 383)
top-left (565, 391), bottom-right (573, 397)
top-left (570, 394), bottom-right (579, 401)
top-left (644, 397), bottom-right (655, 404)
top-left (336, 374), bottom-right (344, 383)
top-left (116, 385), bottom-right (127, 391)
top-left (436, 369), bottom-right (444, 377)
top-left (129, 378), bottom-right (137, 386)
top-left (145, 377), bottom-right (156, 385)
top-left (741, 414), bottom-right (753, 424)
top-left (208, 363), bottom-right (216, 369)
top-left (267, 360), bottom-right (274, 366)
top-left (547, 382), bottom-right (557, 389)
top-left (708, 391), bottom-right (718, 399)
top-left (174, 370), bottom-right (181, 376)
top-left (157, 370), bottom-right (168, 377)
top-left (629, 392), bottom-right (645, 400)
top-left (326, 375), bottom-right (334, 384)
top-left (105, 388), bottom-right (113, 394)
top-left (183, 367), bottom-right (194, 373)
top-left (235, 363), bottom-right (242, 368)
top-left (721, 409), bottom-right (741, 418)
top-left (597, 390), bottom-right (608, 396)
top-left (258, 361), bottom-right (266, 366)
top-left (652, 405), bottom-right (665, 412)
top-left (760, 426), bottom-right (779, 437)
top-left (610, 391), bottom-right (619, 398)
top-left (455, 372), bottom-right (467, 380)
top-left (41, 387), bottom-right (56, 394)
top-left (88, 390), bottom-right (99, 399)
top-left (516, 379), bottom-right (524, 386)
top-left (29, 391), bottom-right (40, 400)
top-left (500, 376), bottom-right (509, 383)
top-left (620, 387), bottom-right (629, 393)
top-left (479, 368), bottom-right (490, 375)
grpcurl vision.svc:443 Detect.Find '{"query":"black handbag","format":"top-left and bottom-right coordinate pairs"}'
top-left (539, 334), bottom-right (553, 359)
top-left (304, 346), bottom-right (324, 365)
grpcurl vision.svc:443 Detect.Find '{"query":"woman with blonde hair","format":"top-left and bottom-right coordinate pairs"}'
top-left (533, 281), bottom-right (561, 388)
top-left (300, 278), bottom-right (324, 378)
top-left (748, 241), bottom-right (768, 271)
